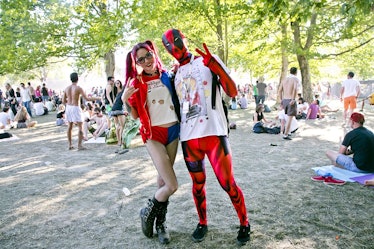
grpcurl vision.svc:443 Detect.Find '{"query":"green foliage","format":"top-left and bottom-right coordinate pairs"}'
top-left (1, 0), bottom-right (373, 86)
top-left (68, 0), bottom-right (130, 71)
top-left (0, 0), bottom-right (71, 75)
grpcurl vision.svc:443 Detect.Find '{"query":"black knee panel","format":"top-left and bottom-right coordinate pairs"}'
top-left (185, 160), bottom-right (204, 173)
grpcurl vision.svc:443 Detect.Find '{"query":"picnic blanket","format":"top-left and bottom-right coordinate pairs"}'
top-left (350, 174), bottom-right (374, 188)
top-left (312, 165), bottom-right (374, 182)
top-left (84, 137), bottom-right (106, 144)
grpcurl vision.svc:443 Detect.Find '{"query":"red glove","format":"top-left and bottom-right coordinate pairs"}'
top-left (196, 43), bottom-right (237, 97)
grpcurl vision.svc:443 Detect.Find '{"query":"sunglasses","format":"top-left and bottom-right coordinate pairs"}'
top-left (136, 51), bottom-right (154, 64)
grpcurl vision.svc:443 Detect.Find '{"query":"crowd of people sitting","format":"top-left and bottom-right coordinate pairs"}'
top-left (0, 82), bottom-right (61, 130)
top-left (0, 79), bottom-right (133, 152)
top-left (0, 75), bottom-right (366, 151)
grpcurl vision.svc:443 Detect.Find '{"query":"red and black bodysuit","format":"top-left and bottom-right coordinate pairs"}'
top-left (162, 29), bottom-right (249, 229)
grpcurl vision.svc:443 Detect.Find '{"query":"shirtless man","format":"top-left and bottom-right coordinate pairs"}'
top-left (62, 72), bottom-right (100, 150)
top-left (278, 67), bottom-right (299, 140)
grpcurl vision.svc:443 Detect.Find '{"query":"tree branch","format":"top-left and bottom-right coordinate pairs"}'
top-left (315, 24), bottom-right (374, 46)
top-left (305, 12), bottom-right (317, 49)
top-left (322, 37), bottom-right (374, 57)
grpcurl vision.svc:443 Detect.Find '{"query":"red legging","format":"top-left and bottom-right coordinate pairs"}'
top-left (181, 136), bottom-right (249, 226)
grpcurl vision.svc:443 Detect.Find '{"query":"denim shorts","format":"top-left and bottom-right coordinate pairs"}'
top-left (336, 154), bottom-right (368, 173)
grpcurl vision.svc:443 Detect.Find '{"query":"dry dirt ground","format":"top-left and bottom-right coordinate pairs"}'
top-left (1, 100), bottom-right (373, 249)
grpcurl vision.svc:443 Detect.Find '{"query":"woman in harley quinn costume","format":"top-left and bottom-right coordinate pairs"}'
top-left (162, 29), bottom-right (251, 246)
top-left (122, 40), bottom-right (180, 245)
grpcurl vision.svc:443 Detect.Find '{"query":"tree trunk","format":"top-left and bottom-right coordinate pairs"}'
top-left (278, 24), bottom-right (289, 103)
top-left (291, 14), bottom-right (317, 103)
top-left (297, 55), bottom-right (313, 102)
top-left (214, 0), bottom-right (225, 63)
top-left (39, 67), bottom-right (48, 83)
top-left (104, 51), bottom-right (115, 78)
top-left (224, 19), bottom-right (228, 65)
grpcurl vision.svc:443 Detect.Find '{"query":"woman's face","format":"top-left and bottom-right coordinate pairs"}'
top-left (136, 48), bottom-right (156, 74)
top-left (115, 81), bottom-right (122, 89)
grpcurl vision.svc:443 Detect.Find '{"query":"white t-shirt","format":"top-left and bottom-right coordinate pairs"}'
top-left (297, 102), bottom-right (309, 114)
top-left (0, 112), bottom-right (11, 127)
top-left (20, 87), bottom-right (31, 102)
top-left (33, 102), bottom-right (45, 116)
top-left (278, 109), bottom-right (298, 133)
top-left (342, 78), bottom-right (360, 98)
top-left (45, 101), bottom-right (54, 111)
top-left (146, 78), bottom-right (178, 126)
top-left (174, 56), bottom-right (229, 141)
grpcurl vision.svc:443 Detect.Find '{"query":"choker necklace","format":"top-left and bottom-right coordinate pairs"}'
top-left (143, 70), bottom-right (159, 76)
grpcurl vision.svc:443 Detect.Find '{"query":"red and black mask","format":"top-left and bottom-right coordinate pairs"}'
top-left (162, 29), bottom-right (190, 64)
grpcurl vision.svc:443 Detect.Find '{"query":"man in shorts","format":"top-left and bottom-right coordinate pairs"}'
top-left (62, 72), bottom-right (100, 150)
top-left (340, 72), bottom-right (360, 126)
top-left (278, 67), bottom-right (299, 140)
top-left (326, 112), bottom-right (374, 173)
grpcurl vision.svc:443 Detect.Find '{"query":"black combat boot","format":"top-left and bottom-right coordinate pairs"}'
top-left (140, 198), bottom-right (161, 238)
top-left (155, 201), bottom-right (170, 244)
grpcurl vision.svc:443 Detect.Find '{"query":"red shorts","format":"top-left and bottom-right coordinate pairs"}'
top-left (149, 123), bottom-right (179, 145)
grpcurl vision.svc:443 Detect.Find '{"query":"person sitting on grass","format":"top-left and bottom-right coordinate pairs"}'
top-left (253, 104), bottom-right (276, 126)
top-left (0, 106), bottom-right (12, 129)
top-left (278, 103), bottom-right (298, 136)
top-left (14, 106), bottom-right (37, 128)
top-left (238, 93), bottom-right (248, 109)
top-left (252, 104), bottom-right (279, 134)
top-left (306, 99), bottom-right (324, 120)
top-left (326, 112), bottom-right (374, 173)
top-left (33, 98), bottom-right (48, 116)
top-left (56, 104), bottom-right (67, 126)
top-left (296, 97), bottom-right (308, 119)
top-left (88, 107), bottom-right (109, 139)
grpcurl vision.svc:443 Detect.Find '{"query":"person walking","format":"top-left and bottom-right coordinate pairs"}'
top-left (28, 82), bottom-right (36, 102)
top-left (256, 76), bottom-right (267, 105)
top-left (62, 72), bottom-right (100, 150)
top-left (278, 67), bottom-right (299, 140)
top-left (340, 72), bottom-right (360, 127)
top-left (162, 29), bottom-right (250, 246)
top-left (122, 40), bottom-right (180, 244)
top-left (104, 76), bottom-right (117, 113)
top-left (5, 83), bottom-right (18, 116)
top-left (110, 80), bottom-right (128, 153)
top-left (20, 82), bottom-right (33, 117)
top-left (41, 83), bottom-right (49, 103)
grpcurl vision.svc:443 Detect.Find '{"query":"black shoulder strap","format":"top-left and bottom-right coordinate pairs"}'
top-left (211, 71), bottom-right (219, 110)
top-left (211, 70), bottom-right (229, 125)
top-left (170, 74), bottom-right (181, 122)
